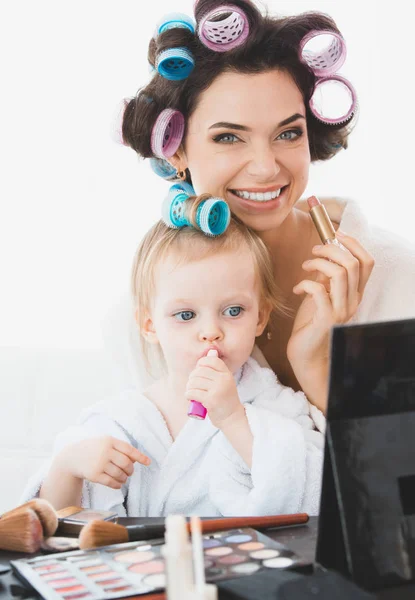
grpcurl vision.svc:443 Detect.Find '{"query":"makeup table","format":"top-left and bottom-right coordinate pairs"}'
top-left (0, 517), bottom-right (414, 599)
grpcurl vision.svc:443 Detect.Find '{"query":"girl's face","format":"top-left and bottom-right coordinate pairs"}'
top-left (143, 247), bottom-right (269, 379)
top-left (174, 69), bottom-right (310, 233)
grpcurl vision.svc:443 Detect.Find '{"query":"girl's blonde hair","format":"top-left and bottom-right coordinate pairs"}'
top-left (131, 194), bottom-right (289, 374)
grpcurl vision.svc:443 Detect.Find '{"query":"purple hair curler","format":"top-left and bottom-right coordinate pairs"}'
top-left (197, 4), bottom-right (250, 52)
top-left (309, 75), bottom-right (357, 125)
top-left (299, 30), bottom-right (347, 77)
top-left (151, 108), bottom-right (185, 159)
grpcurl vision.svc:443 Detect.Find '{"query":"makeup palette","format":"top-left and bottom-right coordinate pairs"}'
top-left (11, 527), bottom-right (307, 599)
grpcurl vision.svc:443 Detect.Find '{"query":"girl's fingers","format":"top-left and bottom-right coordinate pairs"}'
top-left (190, 366), bottom-right (216, 381)
top-left (302, 258), bottom-right (349, 321)
top-left (103, 462), bottom-right (128, 485)
top-left (293, 279), bottom-right (333, 322)
top-left (112, 439), bottom-right (151, 466)
top-left (110, 451), bottom-right (135, 476)
top-left (185, 388), bottom-right (207, 403)
top-left (98, 473), bottom-right (123, 490)
top-left (196, 356), bottom-right (226, 371)
top-left (186, 376), bottom-right (211, 392)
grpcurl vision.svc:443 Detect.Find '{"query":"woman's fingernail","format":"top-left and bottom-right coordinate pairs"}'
top-left (303, 260), bottom-right (311, 266)
top-left (312, 245), bottom-right (323, 251)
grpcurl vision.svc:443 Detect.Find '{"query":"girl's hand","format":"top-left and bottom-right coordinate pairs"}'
top-left (287, 231), bottom-right (375, 409)
top-left (57, 437), bottom-right (151, 489)
top-left (186, 353), bottom-right (243, 429)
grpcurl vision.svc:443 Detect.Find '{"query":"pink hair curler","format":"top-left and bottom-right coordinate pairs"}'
top-left (151, 108), bottom-right (185, 159)
top-left (309, 74), bottom-right (357, 125)
top-left (188, 349), bottom-right (218, 420)
top-left (197, 4), bottom-right (250, 52)
top-left (299, 30), bottom-right (347, 77)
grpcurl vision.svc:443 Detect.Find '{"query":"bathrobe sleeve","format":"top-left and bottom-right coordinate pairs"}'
top-left (209, 361), bottom-right (324, 517)
top-left (19, 413), bottom-right (140, 516)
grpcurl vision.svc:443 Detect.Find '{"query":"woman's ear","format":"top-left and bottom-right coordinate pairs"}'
top-left (255, 302), bottom-right (272, 337)
top-left (137, 309), bottom-right (159, 345)
top-left (168, 144), bottom-right (188, 174)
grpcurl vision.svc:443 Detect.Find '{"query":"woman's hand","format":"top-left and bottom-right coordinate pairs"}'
top-left (57, 437), bottom-right (151, 489)
top-left (287, 230), bottom-right (375, 412)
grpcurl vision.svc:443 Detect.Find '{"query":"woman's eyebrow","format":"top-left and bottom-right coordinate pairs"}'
top-left (209, 113), bottom-right (305, 131)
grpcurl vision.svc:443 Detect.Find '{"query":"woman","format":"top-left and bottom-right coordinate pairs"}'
top-left (115, 0), bottom-right (415, 426)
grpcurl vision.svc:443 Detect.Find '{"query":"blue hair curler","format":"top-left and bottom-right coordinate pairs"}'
top-left (156, 12), bottom-right (196, 35)
top-left (170, 181), bottom-right (196, 196)
top-left (162, 185), bottom-right (230, 236)
top-left (149, 157), bottom-right (178, 181)
top-left (156, 47), bottom-right (195, 81)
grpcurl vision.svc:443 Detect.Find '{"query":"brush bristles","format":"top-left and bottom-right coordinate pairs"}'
top-left (0, 509), bottom-right (43, 553)
top-left (79, 519), bottom-right (129, 550)
top-left (2, 499), bottom-right (58, 538)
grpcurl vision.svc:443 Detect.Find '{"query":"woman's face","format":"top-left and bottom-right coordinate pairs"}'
top-left (175, 69), bottom-right (310, 233)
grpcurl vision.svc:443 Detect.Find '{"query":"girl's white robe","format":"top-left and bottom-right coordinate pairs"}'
top-left (21, 357), bottom-right (324, 517)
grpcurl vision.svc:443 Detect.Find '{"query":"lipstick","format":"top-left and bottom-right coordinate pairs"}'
top-left (187, 349), bottom-right (218, 420)
top-left (307, 196), bottom-right (347, 250)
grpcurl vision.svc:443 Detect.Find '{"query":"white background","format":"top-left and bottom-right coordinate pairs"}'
top-left (1, 0), bottom-right (413, 352)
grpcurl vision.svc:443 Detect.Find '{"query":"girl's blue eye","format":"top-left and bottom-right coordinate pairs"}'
top-left (213, 133), bottom-right (239, 144)
top-left (224, 306), bottom-right (242, 317)
top-left (174, 311), bottom-right (195, 321)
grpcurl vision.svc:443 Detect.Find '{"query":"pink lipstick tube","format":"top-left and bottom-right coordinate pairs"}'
top-left (187, 349), bottom-right (218, 420)
top-left (187, 400), bottom-right (207, 420)
top-left (307, 195), bottom-right (347, 250)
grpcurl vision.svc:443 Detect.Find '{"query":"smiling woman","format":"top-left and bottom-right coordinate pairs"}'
top-left (119, 0), bottom-right (415, 421)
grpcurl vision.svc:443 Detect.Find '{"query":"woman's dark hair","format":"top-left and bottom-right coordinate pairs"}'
top-left (122, 0), bottom-right (355, 177)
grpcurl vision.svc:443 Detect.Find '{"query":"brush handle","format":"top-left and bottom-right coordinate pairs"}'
top-left (125, 513), bottom-right (309, 542)
top-left (196, 514), bottom-right (309, 534)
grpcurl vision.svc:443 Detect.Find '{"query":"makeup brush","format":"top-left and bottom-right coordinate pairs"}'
top-left (0, 508), bottom-right (43, 553)
top-left (79, 513), bottom-right (309, 549)
top-left (1, 498), bottom-right (58, 538)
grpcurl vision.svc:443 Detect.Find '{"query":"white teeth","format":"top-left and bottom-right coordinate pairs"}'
top-left (233, 188), bottom-right (283, 201)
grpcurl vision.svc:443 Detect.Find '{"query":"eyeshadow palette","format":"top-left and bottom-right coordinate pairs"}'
top-left (11, 527), bottom-right (307, 599)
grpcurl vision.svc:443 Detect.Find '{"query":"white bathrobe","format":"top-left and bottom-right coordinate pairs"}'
top-left (21, 357), bottom-right (324, 517)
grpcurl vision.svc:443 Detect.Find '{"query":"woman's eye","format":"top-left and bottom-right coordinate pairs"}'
top-left (224, 306), bottom-right (243, 317)
top-left (278, 128), bottom-right (303, 141)
top-left (213, 133), bottom-right (240, 144)
top-left (174, 311), bottom-right (195, 321)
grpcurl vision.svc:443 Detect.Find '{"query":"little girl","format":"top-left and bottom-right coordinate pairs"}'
top-left (22, 194), bottom-right (324, 517)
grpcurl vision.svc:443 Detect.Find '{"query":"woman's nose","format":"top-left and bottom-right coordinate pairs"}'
top-left (246, 145), bottom-right (281, 180)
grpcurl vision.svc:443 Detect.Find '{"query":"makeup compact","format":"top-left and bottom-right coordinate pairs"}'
top-left (11, 527), bottom-right (307, 599)
top-left (317, 317), bottom-right (415, 591)
top-left (57, 509), bottom-right (118, 536)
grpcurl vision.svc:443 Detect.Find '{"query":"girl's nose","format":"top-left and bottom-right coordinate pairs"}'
top-left (199, 326), bottom-right (223, 343)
